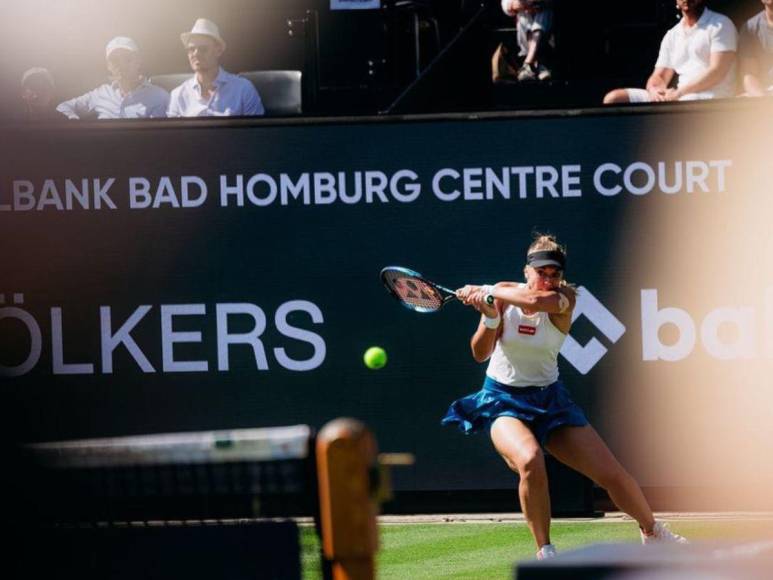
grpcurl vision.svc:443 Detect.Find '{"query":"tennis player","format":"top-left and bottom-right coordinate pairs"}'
top-left (443, 233), bottom-right (686, 559)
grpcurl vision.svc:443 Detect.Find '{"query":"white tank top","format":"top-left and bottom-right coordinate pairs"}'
top-left (486, 291), bottom-right (567, 387)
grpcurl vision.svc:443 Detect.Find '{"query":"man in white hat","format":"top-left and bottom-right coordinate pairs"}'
top-left (167, 18), bottom-right (264, 117)
top-left (57, 36), bottom-right (169, 119)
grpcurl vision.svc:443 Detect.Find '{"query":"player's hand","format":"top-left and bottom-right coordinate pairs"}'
top-left (477, 299), bottom-right (499, 319)
top-left (468, 288), bottom-right (499, 318)
top-left (456, 285), bottom-right (481, 304)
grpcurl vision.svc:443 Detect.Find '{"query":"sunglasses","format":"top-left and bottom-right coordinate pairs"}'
top-left (186, 45), bottom-right (211, 55)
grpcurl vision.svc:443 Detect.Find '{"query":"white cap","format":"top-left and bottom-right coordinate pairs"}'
top-left (105, 36), bottom-right (139, 59)
top-left (21, 67), bottom-right (55, 88)
top-left (181, 18), bottom-right (226, 50)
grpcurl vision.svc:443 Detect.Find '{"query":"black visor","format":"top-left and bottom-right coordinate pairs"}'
top-left (527, 250), bottom-right (566, 270)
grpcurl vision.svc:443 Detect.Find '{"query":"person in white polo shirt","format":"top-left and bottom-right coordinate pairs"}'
top-left (57, 37), bottom-right (169, 119)
top-left (167, 18), bottom-right (264, 117)
top-left (603, 0), bottom-right (737, 104)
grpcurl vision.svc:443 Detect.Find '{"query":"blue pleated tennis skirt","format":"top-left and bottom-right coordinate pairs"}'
top-left (441, 375), bottom-right (588, 446)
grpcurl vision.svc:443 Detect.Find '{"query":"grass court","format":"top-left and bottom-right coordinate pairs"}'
top-left (301, 515), bottom-right (773, 579)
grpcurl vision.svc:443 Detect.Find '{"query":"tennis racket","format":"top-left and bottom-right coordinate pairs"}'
top-left (380, 266), bottom-right (494, 313)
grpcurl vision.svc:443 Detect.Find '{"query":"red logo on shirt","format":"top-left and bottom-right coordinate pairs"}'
top-left (518, 325), bottom-right (537, 336)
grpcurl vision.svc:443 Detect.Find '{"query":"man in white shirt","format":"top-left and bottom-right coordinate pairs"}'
top-left (167, 18), bottom-right (264, 117)
top-left (57, 37), bottom-right (169, 119)
top-left (603, 0), bottom-right (737, 104)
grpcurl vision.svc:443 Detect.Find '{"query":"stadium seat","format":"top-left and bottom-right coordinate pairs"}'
top-left (238, 70), bottom-right (303, 116)
top-left (149, 73), bottom-right (191, 93)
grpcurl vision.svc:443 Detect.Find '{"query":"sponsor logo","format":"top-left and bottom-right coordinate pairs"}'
top-left (559, 286), bottom-right (772, 374)
top-left (518, 325), bottom-right (537, 336)
top-left (560, 286), bottom-right (626, 375)
top-left (641, 288), bottom-right (772, 361)
top-left (0, 297), bottom-right (327, 377)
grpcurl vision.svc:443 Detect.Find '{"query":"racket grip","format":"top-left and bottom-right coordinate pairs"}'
top-left (484, 294), bottom-right (494, 305)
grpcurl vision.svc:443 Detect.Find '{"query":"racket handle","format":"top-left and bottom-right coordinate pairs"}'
top-left (485, 294), bottom-right (494, 305)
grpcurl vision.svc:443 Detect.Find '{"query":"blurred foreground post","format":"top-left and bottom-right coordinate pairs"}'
top-left (316, 418), bottom-right (379, 580)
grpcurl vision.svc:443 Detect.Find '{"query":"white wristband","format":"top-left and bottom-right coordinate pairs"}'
top-left (483, 313), bottom-right (501, 329)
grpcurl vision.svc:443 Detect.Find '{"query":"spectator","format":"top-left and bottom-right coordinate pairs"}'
top-left (57, 37), bottom-right (169, 119)
top-left (603, 1), bottom-right (737, 104)
top-left (739, 0), bottom-right (773, 96)
top-left (167, 18), bottom-right (264, 117)
top-left (20, 67), bottom-right (60, 121)
top-left (494, 0), bottom-right (553, 82)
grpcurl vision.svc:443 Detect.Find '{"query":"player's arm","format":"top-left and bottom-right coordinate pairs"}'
top-left (469, 298), bottom-right (505, 363)
top-left (489, 283), bottom-right (575, 314)
top-left (457, 284), bottom-right (504, 362)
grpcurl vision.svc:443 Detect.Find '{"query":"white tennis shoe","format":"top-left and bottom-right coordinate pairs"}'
top-left (536, 543), bottom-right (557, 560)
top-left (641, 521), bottom-right (688, 544)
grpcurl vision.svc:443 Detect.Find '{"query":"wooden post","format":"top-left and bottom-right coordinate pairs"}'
top-left (316, 418), bottom-right (379, 580)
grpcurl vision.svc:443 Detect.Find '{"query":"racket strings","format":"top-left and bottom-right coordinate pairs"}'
top-left (383, 271), bottom-right (444, 311)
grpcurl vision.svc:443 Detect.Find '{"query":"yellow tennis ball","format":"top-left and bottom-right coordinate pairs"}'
top-left (363, 346), bottom-right (387, 370)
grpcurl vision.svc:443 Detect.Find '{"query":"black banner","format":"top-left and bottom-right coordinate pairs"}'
top-left (2, 102), bottom-right (772, 500)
